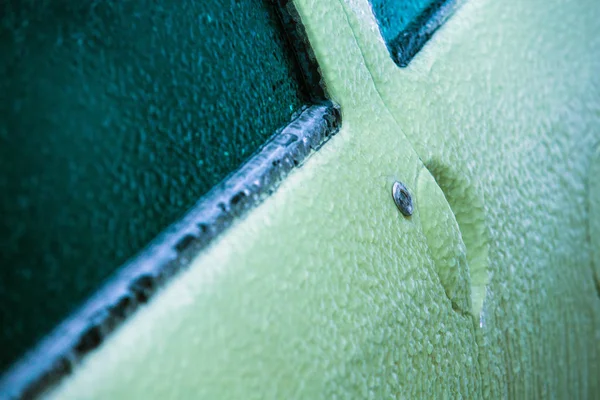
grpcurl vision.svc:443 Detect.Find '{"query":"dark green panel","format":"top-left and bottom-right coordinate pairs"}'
top-left (0, 0), bottom-right (307, 370)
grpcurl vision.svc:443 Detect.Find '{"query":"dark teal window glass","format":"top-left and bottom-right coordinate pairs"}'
top-left (0, 0), bottom-right (308, 370)
top-left (368, 0), bottom-right (460, 67)
top-left (369, 0), bottom-right (436, 40)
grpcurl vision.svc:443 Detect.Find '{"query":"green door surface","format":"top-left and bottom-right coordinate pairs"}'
top-left (1, 0), bottom-right (599, 398)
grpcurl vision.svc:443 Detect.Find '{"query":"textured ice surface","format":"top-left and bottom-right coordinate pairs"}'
top-left (0, 0), bottom-right (307, 370)
top-left (48, 0), bottom-right (600, 398)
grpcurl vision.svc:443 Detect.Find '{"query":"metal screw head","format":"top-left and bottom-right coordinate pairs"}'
top-left (392, 181), bottom-right (413, 217)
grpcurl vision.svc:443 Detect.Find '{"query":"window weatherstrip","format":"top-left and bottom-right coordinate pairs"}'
top-left (0, 101), bottom-right (341, 400)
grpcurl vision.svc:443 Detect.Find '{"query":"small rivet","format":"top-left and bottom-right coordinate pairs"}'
top-left (392, 181), bottom-right (413, 217)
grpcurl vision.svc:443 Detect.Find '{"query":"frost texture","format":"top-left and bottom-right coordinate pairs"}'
top-left (0, 0), bottom-right (307, 369)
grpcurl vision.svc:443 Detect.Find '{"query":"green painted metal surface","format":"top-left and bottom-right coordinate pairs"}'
top-left (0, 0), bottom-right (308, 370)
top-left (23, 0), bottom-right (600, 397)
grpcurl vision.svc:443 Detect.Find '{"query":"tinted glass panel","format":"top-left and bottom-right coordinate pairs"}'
top-left (368, 0), bottom-right (461, 67)
top-left (369, 0), bottom-right (436, 40)
top-left (0, 0), bottom-right (307, 370)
